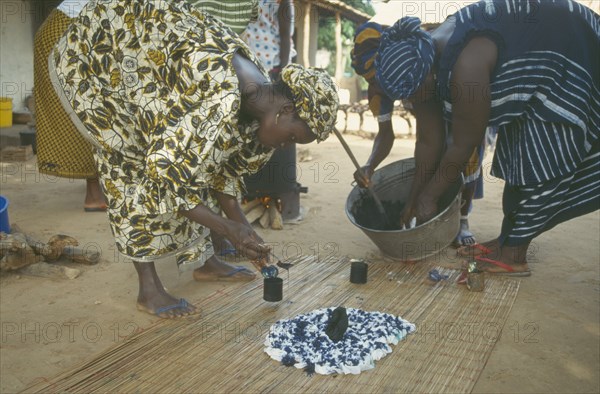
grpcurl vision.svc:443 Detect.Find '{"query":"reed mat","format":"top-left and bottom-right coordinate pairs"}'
top-left (25, 255), bottom-right (520, 393)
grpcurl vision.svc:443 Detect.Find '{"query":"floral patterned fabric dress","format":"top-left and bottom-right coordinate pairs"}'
top-left (48, 0), bottom-right (273, 267)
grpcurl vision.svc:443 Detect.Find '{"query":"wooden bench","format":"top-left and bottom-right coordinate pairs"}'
top-left (338, 102), bottom-right (415, 136)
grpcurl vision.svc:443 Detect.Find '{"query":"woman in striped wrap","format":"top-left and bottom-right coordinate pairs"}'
top-left (372, 0), bottom-right (599, 275)
top-left (350, 21), bottom-right (485, 248)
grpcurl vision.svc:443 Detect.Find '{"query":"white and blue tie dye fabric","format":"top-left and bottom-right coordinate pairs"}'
top-left (264, 307), bottom-right (416, 375)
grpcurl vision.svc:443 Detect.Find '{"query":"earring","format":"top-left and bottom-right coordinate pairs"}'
top-left (275, 112), bottom-right (280, 125)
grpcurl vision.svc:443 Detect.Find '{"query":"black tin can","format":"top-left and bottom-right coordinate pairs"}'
top-left (350, 259), bottom-right (368, 284)
top-left (263, 277), bottom-right (283, 302)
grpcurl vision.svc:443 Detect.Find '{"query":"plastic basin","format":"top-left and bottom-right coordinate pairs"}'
top-left (0, 195), bottom-right (10, 233)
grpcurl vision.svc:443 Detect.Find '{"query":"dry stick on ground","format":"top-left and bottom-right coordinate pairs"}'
top-left (245, 204), bottom-right (266, 224)
top-left (1, 225), bottom-right (99, 279)
top-left (259, 208), bottom-right (271, 229)
top-left (0, 232), bottom-right (81, 279)
top-left (0, 232), bottom-right (41, 271)
top-left (269, 205), bottom-right (283, 230)
top-left (241, 199), bottom-right (262, 214)
top-left (10, 224), bottom-right (100, 265)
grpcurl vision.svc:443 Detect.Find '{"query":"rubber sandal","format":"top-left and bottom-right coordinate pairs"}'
top-left (142, 298), bottom-right (198, 318)
top-left (456, 243), bottom-right (493, 257)
top-left (452, 229), bottom-right (477, 248)
top-left (193, 266), bottom-right (256, 282)
top-left (474, 256), bottom-right (531, 277)
top-left (219, 248), bottom-right (237, 257)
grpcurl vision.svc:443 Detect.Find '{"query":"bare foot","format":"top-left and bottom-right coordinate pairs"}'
top-left (461, 244), bottom-right (531, 277)
top-left (136, 294), bottom-right (198, 319)
top-left (84, 178), bottom-right (108, 211)
top-left (457, 238), bottom-right (500, 258)
top-left (466, 257), bottom-right (531, 277)
top-left (193, 255), bottom-right (256, 282)
top-left (134, 261), bottom-right (198, 319)
top-left (488, 243), bottom-right (529, 265)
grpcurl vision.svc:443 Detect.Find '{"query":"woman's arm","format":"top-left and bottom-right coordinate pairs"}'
top-left (179, 193), bottom-right (270, 260)
top-left (367, 120), bottom-right (395, 168)
top-left (214, 190), bottom-right (251, 226)
top-left (354, 120), bottom-right (394, 186)
top-left (400, 98), bottom-right (445, 226)
top-left (417, 36), bottom-right (497, 222)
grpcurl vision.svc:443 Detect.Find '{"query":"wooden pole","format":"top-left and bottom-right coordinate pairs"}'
top-left (301, 1), bottom-right (311, 66)
top-left (331, 128), bottom-right (388, 220)
top-left (334, 12), bottom-right (343, 82)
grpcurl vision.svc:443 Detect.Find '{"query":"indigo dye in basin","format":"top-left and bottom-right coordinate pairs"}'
top-left (351, 194), bottom-right (405, 231)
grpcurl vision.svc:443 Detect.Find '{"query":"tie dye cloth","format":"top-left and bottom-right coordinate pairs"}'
top-left (264, 307), bottom-right (416, 375)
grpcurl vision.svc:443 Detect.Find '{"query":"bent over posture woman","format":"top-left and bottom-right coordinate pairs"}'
top-left (372, 0), bottom-right (599, 275)
top-left (49, 0), bottom-right (338, 318)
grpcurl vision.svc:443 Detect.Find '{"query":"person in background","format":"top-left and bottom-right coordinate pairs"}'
top-left (241, 0), bottom-right (296, 80)
top-left (187, 0), bottom-right (259, 34)
top-left (369, 0), bottom-right (599, 275)
top-left (350, 21), bottom-right (483, 246)
top-left (34, 0), bottom-right (106, 212)
top-left (49, 0), bottom-right (338, 318)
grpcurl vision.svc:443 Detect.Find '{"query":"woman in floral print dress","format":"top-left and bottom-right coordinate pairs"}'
top-left (48, 0), bottom-right (339, 318)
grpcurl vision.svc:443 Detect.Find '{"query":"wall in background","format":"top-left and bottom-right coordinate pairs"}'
top-left (0, 0), bottom-right (59, 111)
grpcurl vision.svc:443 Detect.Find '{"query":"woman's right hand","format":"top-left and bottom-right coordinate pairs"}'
top-left (399, 195), bottom-right (438, 228)
top-left (399, 201), bottom-right (417, 229)
top-left (353, 165), bottom-right (374, 188)
top-left (223, 220), bottom-right (271, 261)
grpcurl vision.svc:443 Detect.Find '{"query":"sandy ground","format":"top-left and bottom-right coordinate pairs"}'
top-left (1, 115), bottom-right (599, 393)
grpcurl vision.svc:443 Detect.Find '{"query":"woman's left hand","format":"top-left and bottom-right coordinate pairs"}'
top-left (415, 194), bottom-right (438, 225)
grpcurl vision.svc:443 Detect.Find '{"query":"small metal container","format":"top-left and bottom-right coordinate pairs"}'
top-left (466, 261), bottom-right (485, 292)
top-left (350, 259), bottom-right (368, 284)
top-left (263, 277), bottom-right (283, 302)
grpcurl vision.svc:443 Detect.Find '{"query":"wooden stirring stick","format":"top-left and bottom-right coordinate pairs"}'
top-left (332, 128), bottom-right (388, 221)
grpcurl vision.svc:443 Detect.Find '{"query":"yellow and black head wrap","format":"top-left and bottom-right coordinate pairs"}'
top-left (280, 64), bottom-right (339, 143)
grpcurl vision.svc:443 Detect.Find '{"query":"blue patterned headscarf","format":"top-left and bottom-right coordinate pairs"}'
top-left (375, 17), bottom-right (435, 100)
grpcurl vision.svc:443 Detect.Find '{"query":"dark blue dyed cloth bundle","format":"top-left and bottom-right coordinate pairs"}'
top-left (264, 307), bottom-right (416, 375)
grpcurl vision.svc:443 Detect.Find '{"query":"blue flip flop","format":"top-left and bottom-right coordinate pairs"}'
top-left (193, 265), bottom-right (256, 282)
top-left (153, 298), bottom-right (196, 317)
top-left (220, 266), bottom-right (255, 281)
top-left (219, 248), bottom-right (237, 257)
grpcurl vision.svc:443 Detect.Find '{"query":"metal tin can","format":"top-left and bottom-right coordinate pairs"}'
top-left (264, 277), bottom-right (283, 302)
top-left (350, 259), bottom-right (368, 284)
top-left (466, 261), bottom-right (485, 292)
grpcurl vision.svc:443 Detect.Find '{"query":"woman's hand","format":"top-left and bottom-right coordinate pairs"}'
top-left (399, 202), bottom-right (416, 229)
top-left (179, 200), bottom-right (270, 261)
top-left (353, 165), bottom-right (374, 188)
top-left (223, 220), bottom-right (271, 261)
top-left (399, 194), bottom-right (438, 228)
top-left (414, 194), bottom-right (438, 225)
